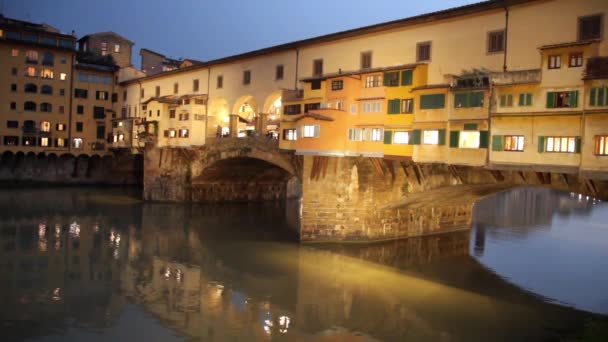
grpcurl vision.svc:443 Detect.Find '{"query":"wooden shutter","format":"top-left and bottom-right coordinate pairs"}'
top-left (575, 136), bottom-right (581, 153)
top-left (438, 129), bottom-right (446, 145)
top-left (546, 92), bottom-right (555, 108)
top-left (401, 70), bottom-right (413, 86)
top-left (491, 135), bottom-right (503, 151)
top-left (163, 130), bottom-right (169, 138)
top-left (537, 136), bottom-right (546, 153)
top-left (449, 131), bottom-right (460, 148)
top-left (479, 130), bottom-right (489, 148)
top-left (569, 91), bottom-right (579, 107)
top-left (384, 130), bottom-right (392, 144)
top-left (411, 129), bottom-right (421, 145)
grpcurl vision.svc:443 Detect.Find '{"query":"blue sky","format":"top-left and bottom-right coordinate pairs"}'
top-left (4, 0), bottom-right (480, 66)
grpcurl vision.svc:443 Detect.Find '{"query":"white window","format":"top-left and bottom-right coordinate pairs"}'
top-left (546, 136), bottom-right (576, 152)
top-left (40, 137), bottom-right (50, 147)
top-left (302, 124), bottom-right (320, 138)
top-left (169, 129), bottom-right (177, 138)
top-left (113, 135), bottom-right (118, 143)
top-left (423, 130), bottom-right (439, 145)
top-left (549, 55), bottom-right (561, 69)
top-left (284, 129), bottom-right (297, 141)
top-left (119, 133), bottom-right (125, 141)
top-left (361, 101), bottom-right (381, 113)
top-left (459, 131), bottom-right (480, 148)
top-left (114, 44), bottom-right (120, 53)
top-left (365, 75), bottom-right (381, 88)
top-left (371, 128), bottom-right (382, 141)
top-left (348, 128), bottom-right (363, 141)
top-left (60, 73), bottom-right (67, 81)
top-left (393, 131), bottom-right (410, 144)
top-left (72, 138), bottom-right (83, 149)
top-left (350, 104), bottom-right (358, 114)
top-left (336, 100), bottom-right (343, 110)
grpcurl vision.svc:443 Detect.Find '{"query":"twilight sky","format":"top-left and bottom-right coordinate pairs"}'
top-left (4, 0), bottom-right (479, 67)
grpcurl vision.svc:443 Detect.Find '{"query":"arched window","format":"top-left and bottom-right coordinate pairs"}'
top-left (24, 83), bottom-right (38, 93)
top-left (25, 50), bottom-right (38, 63)
top-left (24, 101), bottom-right (37, 111)
top-left (42, 52), bottom-right (54, 66)
top-left (40, 102), bottom-right (52, 112)
top-left (40, 68), bottom-right (54, 79)
top-left (24, 67), bottom-right (36, 77)
top-left (41, 85), bottom-right (53, 95)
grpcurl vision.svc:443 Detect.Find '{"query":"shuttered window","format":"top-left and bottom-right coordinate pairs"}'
top-left (401, 70), bottom-right (413, 86)
top-left (546, 91), bottom-right (578, 108)
top-left (518, 93), bottom-right (533, 106)
top-left (387, 99), bottom-right (401, 114)
top-left (590, 87), bottom-right (608, 107)
top-left (455, 92), bottom-right (484, 108)
top-left (420, 94), bottom-right (445, 109)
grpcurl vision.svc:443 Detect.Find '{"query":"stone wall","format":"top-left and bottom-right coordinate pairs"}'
top-left (0, 151), bottom-right (143, 185)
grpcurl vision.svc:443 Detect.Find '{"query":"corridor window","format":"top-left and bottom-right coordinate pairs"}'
top-left (504, 135), bottom-right (524, 151)
top-left (365, 75), bottom-right (381, 88)
top-left (313, 59), bottom-right (323, 76)
top-left (459, 131), bottom-right (480, 149)
top-left (275, 65), bottom-right (284, 80)
top-left (546, 136), bottom-right (576, 153)
top-left (595, 136), bottom-right (608, 155)
top-left (393, 131), bottom-right (410, 144)
top-left (423, 130), bottom-right (439, 145)
top-left (302, 125), bottom-right (319, 138)
top-left (283, 129), bottom-right (296, 141)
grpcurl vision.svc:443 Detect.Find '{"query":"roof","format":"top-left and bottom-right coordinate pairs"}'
top-left (141, 94), bottom-right (209, 105)
top-left (300, 63), bottom-right (421, 82)
top-left (411, 84), bottom-right (451, 91)
top-left (539, 39), bottom-right (601, 50)
top-left (0, 15), bottom-right (75, 39)
top-left (121, 0), bottom-right (538, 85)
top-left (584, 57), bottom-right (608, 80)
top-left (284, 112), bottom-right (335, 122)
top-left (79, 31), bottom-right (134, 45)
top-left (75, 62), bottom-right (118, 73)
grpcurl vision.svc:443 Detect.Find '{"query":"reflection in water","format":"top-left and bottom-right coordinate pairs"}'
top-left (0, 187), bottom-right (605, 341)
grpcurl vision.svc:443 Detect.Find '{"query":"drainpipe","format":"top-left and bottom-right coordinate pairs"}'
top-left (205, 66), bottom-right (211, 142)
top-left (503, 7), bottom-right (509, 72)
top-left (294, 48), bottom-right (300, 90)
top-left (68, 53), bottom-right (75, 154)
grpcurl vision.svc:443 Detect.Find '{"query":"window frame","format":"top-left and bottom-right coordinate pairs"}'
top-left (331, 80), bottom-right (344, 91)
top-left (487, 29), bottom-right (506, 53)
top-left (503, 135), bottom-right (525, 152)
top-left (578, 14), bottom-right (603, 41)
top-left (416, 41), bottom-right (432, 62)
top-left (361, 51), bottom-right (372, 69)
top-left (569, 52), bottom-right (583, 68)
top-left (548, 55), bottom-right (561, 69)
top-left (594, 135), bottom-right (608, 156)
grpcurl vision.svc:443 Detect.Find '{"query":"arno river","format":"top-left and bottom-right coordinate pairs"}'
top-left (0, 186), bottom-right (606, 341)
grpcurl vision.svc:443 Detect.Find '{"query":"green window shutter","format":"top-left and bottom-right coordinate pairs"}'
top-left (507, 94), bottom-right (513, 107)
top-left (449, 130), bottom-right (460, 148)
top-left (438, 129), bottom-right (446, 145)
top-left (526, 93), bottom-right (533, 106)
top-left (570, 90), bottom-right (579, 107)
top-left (463, 123), bottom-right (478, 131)
top-left (597, 87), bottom-right (605, 106)
top-left (383, 130), bottom-right (392, 144)
top-left (479, 130), bottom-right (489, 148)
top-left (546, 92), bottom-right (555, 108)
top-left (455, 93), bottom-right (467, 108)
top-left (590, 88), bottom-right (597, 106)
top-left (575, 136), bottom-right (581, 153)
top-left (411, 129), bottom-right (421, 145)
top-left (383, 72), bottom-right (391, 86)
top-left (401, 70), bottom-right (413, 86)
top-left (537, 136), bottom-right (546, 153)
top-left (420, 94), bottom-right (445, 109)
top-left (518, 93), bottom-right (525, 106)
top-left (393, 99), bottom-right (401, 114)
top-left (500, 94), bottom-right (506, 107)
top-left (473, 92), bottom-right (484, 107)
top-left (491, 135), bottom-right (503, 151)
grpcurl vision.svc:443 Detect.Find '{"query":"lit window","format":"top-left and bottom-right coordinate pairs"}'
top-left (113, 135), bottom-right (118, 143)
top-left (60, 73), bottom-right (67, 81)
top-left (546, 136), bottom-right (576, 153)
top-left (393, 131), bottom-right (410, 144)
top-left (595, 136), bottom-right (608, 155)
top-left (11, 49), bottom-right (18, 57)
top-left (423, 130), bottom-right (439, 145)
top-left (504, 135), bottom-right (524, 151)
top-left (40, 137), bottom-right (50, 147)
top-left (459, 131), bottom-right (480, 148)
top-left (302, 125), bottom-right (319, 138)
top-left (101, 42), bottom-right (107, 56)
top-left (283, 129), bottom-right (297, 141)
top-left (114, 44), bottom-right (120, 53)
top-left (25, 50), bottom-right (38, 63)
top-left (179, 129), bottom-right (189, 138)
top-left (56, 123), bottom-right (66, 131)
top-left (25, 67), bottom-right (36, 77)
top-left (72, 138), bottom-right (83, 149)
top-left (56, 138), bottom-right (66, 147)
top-left (40, 121), bottom-right (51, 132)
top-left (40, 68), bottom-right (54, 79)
top-left (169, 130), bottom-right (176, 138)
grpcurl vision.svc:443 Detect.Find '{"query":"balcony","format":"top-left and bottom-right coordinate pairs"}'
top-left (490, 69), bottom-right (541, 86)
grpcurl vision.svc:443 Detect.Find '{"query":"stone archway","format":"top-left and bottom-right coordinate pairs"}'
top-left (232, 95), bottom-right (259, 137)
top-left (207, 97), bottom-right (230, 138)
top-left (262, 90), bottom-right (283, 138)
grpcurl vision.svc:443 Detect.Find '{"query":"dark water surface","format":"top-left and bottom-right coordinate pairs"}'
top-left (0, 186), bottom-right (606, 341)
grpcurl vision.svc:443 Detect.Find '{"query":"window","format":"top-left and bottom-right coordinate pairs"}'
top-left (361, 101), bottom-right (381, 113)
top-left (96, 91), bottom-right (108, 100)
top-left (123, 90), bottom-right (127, 101)
top-left (155, 86), bottom-right (160, 97)
top-left (179, 129), bottom-right (189, 138)
top-left (283, 129), bottom-right (297, 141)
top-left (423, 130), bottom-right (439, 145)
top-left (420, 94), bottom-right (445, 109)
top-left (313, 59), bottom-right (323, 76)
top-left (114, 44), bottom-right (120, 53)
top-left (56, 123), bottom-right (66, 131)
top-left (40, 103), bottom-right (52, 112)
top-left (22, 137), bottom-right (37, 146)
top-left (193, 79), bottom-right (199, 92)
top-left (40, 121), bottom-right (51, 132)
top-left (24, 101), bottom-right (37, 111)
top-left (387, 99), bottom-right (401, 114)
top-left (276, 65), bottom-right (284, 80)
top-left (97, 125), bottom-right (106, 139)
top-left (336, 100), bottom-right (344, 110)
top-left (417, 41), bottom-right (431, 62)
top-left (393, 131), bottom-right (410, 144)
top-left (60, 73), bottom-right (67, 81)
top-left (77, 105), bottom-right (84, 114)
top-left (455, 92), bottom-right (484, 108)
top-left (4, 136), bottom-right (19, 146)
top-left (76, 122), bottom-right (83, 132)
top-left (10, 102), bottom-right (16, 110)
top-left (11, 67), bottom-right (17, 76)
top-left (25, 67), bottom-right (36, 77)
top-left (589, 86), bottom-right (608, 106)
top-left (101, 42), bottom-right (107, 56)
top-left (569, 53), bottom-right (583, 67)
top-left (518, 93), bottom-right (533, 106)
top-left (217, 75), bottom-right (223, 89)
top-left (74, 88), bottom-right (88, 98)
top-left (61, 56), bottom-right (66, 64)
top-left (595, 136), bottom-right (608, 155)
top-left (361, 51), bottom-right (372, 69)
top-left (11, 84), bottom-right (17, 92)
top-left (546, 91), bottom-right (578, 108)
top-left (545, 136), bottom-right (577, 153)
top-left (488, 30), bottom-right (505, 53)
top-left (25, 83), bottom-right (38, 93)
top-left (72, 138), bottom-right (83, 149)
top-left (174, 82), bottom-right (179, 94)
top-left (25, 50), bottom-right (38, 63)
top-left (311, 80), bottom-right (321, 90)
top-left (503, 135), bottom-right (525, 151)
top-left (365, 75), bottom-right (381, 88)
top-left (579, 15), bottom-right (602, 41)
top-left (41, 85), bottom-right (53, 95)
top-left (401, 99), bottom-right (414, 113)
top-left (170, 110), bottom-right (176, 119)
top-left (284, 104), bottom-right (301, 115)
top-left (384, 72), bottom-right (399, 87)
top-left (302, 124), bottom-right (320, 138)
top-left (348, 128), bottom-right (363, 141)
top-left (56, 138), bottom-right (66, 147)
top-left (331, 80), bottom-right (343, 90)
top-left (39, 137), bottom-right (50, 147)
top-left (60, 89), bottom-right (65, 96)
top-left (93, 106), bottom-right (105, 119)
top-left (141, 88), bottom-right (145, 98)
top-left (40, 68), bottom-right (53, 79)
top-left (499, 94), bottom-right (513, 107)
top-left (11, 49), bottom-right (18, 57)
top-left (458, 131), bottom-right (481, 149)
top-left (243, 70), bottom-right (251, 85)
top-left (59, 106), bottom-right (64, 114)
top-left (42, 52), bottom-right (54, 66)
top-left (304, 103), bottom-right (320, 112)
top-left (548, 55), bottom-right (561, 69)
top-left (401, 70), bottom-right (413, 86)
top-left (7, 121), bottom-right (18, 129)
top-left (350, 104), bottom-right (358, 114)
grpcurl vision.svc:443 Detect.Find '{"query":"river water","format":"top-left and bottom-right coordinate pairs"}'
top-left (0, 186), bottom-right (606, 341)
